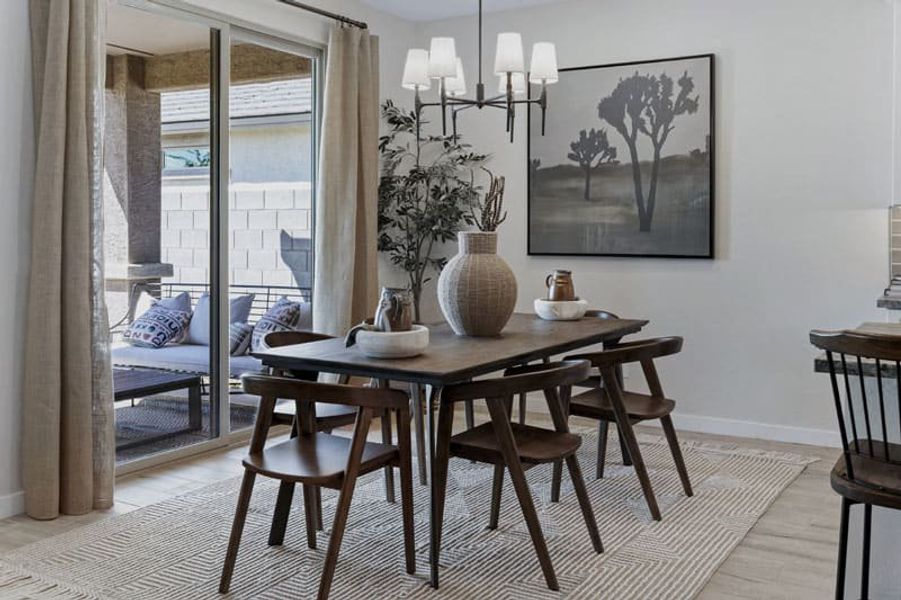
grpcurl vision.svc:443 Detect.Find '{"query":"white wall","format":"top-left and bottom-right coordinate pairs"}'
top-left (413, 0), bottom-right (893, 444)
top-left (0, 0), bottom-right (33, 518)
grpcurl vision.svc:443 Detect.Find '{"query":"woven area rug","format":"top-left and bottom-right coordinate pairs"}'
top-left (0, 430), bottom-right (816, 599)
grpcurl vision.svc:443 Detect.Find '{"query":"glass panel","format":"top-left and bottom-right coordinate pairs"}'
top-left (103, 4), bottom-right (218, 464)
top-left (227, 37), bottom-right (315, 430)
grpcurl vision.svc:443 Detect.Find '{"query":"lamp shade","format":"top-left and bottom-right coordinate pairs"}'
top-left (494, 32), bottom-right (524, 74)
top-left (445, 58), bottom-right (467, 96)
top-left (497, 72), bottom-right (527, 95)
top-left (427, 37), bottom-right (457, 78)
top-left (529, 42), bottom-right (558, 84)
top-left (402, 49), bottom-right (431, 90)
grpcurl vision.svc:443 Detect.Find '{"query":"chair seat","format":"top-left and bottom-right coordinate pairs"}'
top-left (830, 442), bottom-right (901, 510)
top-left (569, 387), bottom-right (675, 421)
top-left (243, 433), bottom-right (398, 486)
top-left (450, 422), bottom-right (582, 465)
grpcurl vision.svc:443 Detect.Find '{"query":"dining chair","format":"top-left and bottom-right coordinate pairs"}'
top-left (555, 337), bottom-right (693, 521)
top-left (263, 330), bottom-right (396, 534)
top-left (810, 330), bottom-right (901, 600)
top-left (432, 359), bottom-right (602, 592)
top-left (219, 374), bottom-right (416, 600)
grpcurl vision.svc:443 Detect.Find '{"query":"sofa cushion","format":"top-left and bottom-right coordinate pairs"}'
top-left (251, 297), bottom-right (303, 352)
top-left (122, 304), bottom-right (191, 348)
top-left (229, 322), bottom-right (254, 356)
top-left (186, 293), bottom-right (254, 346)
top-left (112, 343), bottom-right (265, 378)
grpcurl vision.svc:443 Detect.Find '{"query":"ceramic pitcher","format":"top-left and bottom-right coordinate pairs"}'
top-left (545, 269), bottom-right (576, 301)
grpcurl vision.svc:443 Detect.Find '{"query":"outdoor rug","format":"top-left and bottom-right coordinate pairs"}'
top-left (0, 429), bottom-right (816, 599)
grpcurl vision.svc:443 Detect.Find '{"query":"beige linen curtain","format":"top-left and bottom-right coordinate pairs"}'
top-left (312, 26), bottom-right (380, 336)
top-left (23, 0), bottom-right (114, 519)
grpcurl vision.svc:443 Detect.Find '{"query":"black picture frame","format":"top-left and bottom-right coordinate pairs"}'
top-left (527, 53), bottom-right (715, 259)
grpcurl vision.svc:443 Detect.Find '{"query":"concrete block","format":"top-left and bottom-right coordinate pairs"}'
top-left (232, 269), bottom-right (263, 285)
top-left (167, 247), bottom-right (194, 267)
top-left (262, 269), bottom-right (293, 286)
top-left (233, 229), bottom-right (262, 249)
top-left (161, 192), bottom-right (181, 211)
top-left (161, 229), bottom-right (180, 248)
top-left (193, 248), bottom-right (209, 268)
top-left (181, 191), bottom-right (208, 211)
top-left (248, 210), bottom-right (277, 230)
top-left (229, 210), bottom-right (248, 230)
top-left (193, 211), bottom-right (210, 230)
top-left (181, 229), bottom-right (208, 249)
top-left (167, 210), bottom-right (194, 230)
top-left (294, 188), bottom-right (312, 209)
top-left (180, 267), bottom-right (207, 282)
top-left (235, 189), bottom-right (264, 209)
top-left (278, 209), bottom-right (309, 230)
top-left (247, 249), bottom-right (277, 269)
top-left (264, 189), bottom-right (294, 209)
top-left (229, 250), bottom-right (248, 269)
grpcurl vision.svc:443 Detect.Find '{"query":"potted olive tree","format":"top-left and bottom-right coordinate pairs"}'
top-left (377, 100), bottom-right (487, 323)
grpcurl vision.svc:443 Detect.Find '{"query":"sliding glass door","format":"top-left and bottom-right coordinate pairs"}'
top-left (103, 1), bottom-right (320, 467)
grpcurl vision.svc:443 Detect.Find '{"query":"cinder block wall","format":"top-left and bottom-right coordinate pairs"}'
top-left (160, 181), bottom-right (312, 288)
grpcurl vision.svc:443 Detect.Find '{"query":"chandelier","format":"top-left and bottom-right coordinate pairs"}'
top-left (401, 0), bottom-right (558, 142)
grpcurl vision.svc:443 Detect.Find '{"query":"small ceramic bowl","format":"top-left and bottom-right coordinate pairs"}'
top-left (355, 325), bottom-right (430, 358)
top-left (534, 298), bottom-right (589, 321)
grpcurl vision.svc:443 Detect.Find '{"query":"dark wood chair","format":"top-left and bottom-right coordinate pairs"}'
top-left (263, 331), bottom-right (396, 532)
top-left (810, 330), bottom-right (901, 600)
top-left (432, 359), bottom-right (603, 592)
top-left (556, 337), bottom-right (693, 521)
top-left (219, 375), bottom-right (416, 600)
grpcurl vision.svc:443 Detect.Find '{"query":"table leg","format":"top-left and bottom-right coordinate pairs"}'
top-left (410, 384), bottom-right (428, 485)
top-left (427, 384), bottom-right (443, 588)
top-left (188, 381), bottom-right (202, 430)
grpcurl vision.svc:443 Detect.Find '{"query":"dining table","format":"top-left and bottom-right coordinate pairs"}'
top-left (254, 312), bottom-right (648, 588)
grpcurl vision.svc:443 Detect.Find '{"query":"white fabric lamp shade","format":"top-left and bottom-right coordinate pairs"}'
top-left (529, 42), bottom-right (558, 84)
top-left (428, 37), bottom-right (457, 78)
top-left (445, 58), bottom-right (467, 96)
top-left (497, 72), bottom-right (527, 95)
top-left (402, 48), bottom-right (431, 90)
top-left (494, 32), bottom-right (524, 74)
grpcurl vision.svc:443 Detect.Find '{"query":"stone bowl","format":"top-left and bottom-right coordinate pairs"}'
top-left (355, 325), bottom-right (430, 359)
top-left (534, 298), bottom-right (589, 321)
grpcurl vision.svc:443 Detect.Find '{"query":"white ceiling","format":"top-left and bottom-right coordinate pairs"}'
top-left (359, 0), bottom-right (567, 22)
top-left (107, 3), bottom-right (211, 56)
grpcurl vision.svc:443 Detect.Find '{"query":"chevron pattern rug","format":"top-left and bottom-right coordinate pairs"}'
top-left (0, 430), bottom-right (815, 599)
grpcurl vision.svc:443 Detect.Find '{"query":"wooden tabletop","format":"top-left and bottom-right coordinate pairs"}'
top-left (853, 322), bottom-right (901, 336)
top-left (254, 313), bottom-right (648, 385)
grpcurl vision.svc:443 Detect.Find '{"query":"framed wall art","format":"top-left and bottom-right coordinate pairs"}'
top-left (528, 54), bottom-right (714, 258)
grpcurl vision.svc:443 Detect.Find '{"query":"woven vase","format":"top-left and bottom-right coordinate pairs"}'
top-left (437, 231), bottom-right (517, 336)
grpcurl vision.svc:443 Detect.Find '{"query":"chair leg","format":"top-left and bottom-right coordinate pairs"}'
top-left (518, 392), bottom-right (527, 424)
top-left (381, 411), bottom-right (396, 503)
top-left (488, 463), bottom-right (504, 530)
top-left (486, 398), bottom-right (559, 591)
top-left (861, 503), bottom-right (872, 600)
top-left (616, 416), bottom-right (661, 520)
top-left (396, 410), bottom-right (417, 575)
top-left (315, 486), bottom-right (324, 531)
top-left (550, 460), bottom-right (563, 503)
top-left (219, 471), bottom-right (256, 593)
top-left (464, 400), bottom-right (475, 430)
top-left (268, 481), bottom-right (295, 546)
top-left (596, 420), bottom-right (609, 479)
top-left (411, 385), bottom-right (428, 485)
top-left (660, 415), bottom-right (693, 496)
top-left (566, 453), bottom-right (604, 553)
top-left (835, 497), bottom-right (850, 600)
top-left (618, 423), bottom-right (632, 466)
top-left (302, 484), bottom-right (318, 550)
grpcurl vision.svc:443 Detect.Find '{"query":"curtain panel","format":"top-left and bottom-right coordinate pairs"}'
top-left (312, 26), bottom-right (380, 336)
top-left (23, 0), bottom-right (114, 520)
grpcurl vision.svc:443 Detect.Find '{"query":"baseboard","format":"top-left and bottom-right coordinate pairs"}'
top-left (655, 413), bottom-right (841, 448)
top-left (0, 489), bottom-right (25, 520)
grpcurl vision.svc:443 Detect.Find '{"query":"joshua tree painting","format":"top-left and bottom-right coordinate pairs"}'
top-left (528, 54), bottom-right (713, 258)
top-left (567, 128), bottom-right (617, 201)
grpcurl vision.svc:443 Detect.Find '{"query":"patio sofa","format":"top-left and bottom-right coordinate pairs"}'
top-left (111, 283), bottom-right (311, 378)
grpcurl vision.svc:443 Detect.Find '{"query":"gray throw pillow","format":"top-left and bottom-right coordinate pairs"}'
top-left (186, 293), bottom-right (255, 346)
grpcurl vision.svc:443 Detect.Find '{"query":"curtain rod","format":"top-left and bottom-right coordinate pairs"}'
top-left (275, 0), bottom-right (368, 29)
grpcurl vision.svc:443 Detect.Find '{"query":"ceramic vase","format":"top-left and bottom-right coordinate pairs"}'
top-left (437, 231), bottom-right (517, 336)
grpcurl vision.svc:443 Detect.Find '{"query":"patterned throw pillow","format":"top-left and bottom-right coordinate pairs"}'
top-left (123, 304), bottom-right (192, 349)
top-left (229, 322), bottom-right (254, 356)
top-left (251, 297), bottom-right (303, 352)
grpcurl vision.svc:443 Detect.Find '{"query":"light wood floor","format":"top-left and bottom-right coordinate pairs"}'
top-left (0, 412), bottom-right (841, 599)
